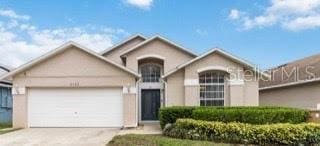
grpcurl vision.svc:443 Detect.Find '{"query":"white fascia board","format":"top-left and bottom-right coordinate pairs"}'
top-left (197, 66), bottom-right (230, 73)
top-left (136, 54), bottom-right (166, 60)
top-left (0, 83), bottom-right (12, 88)
top-left (120, 35), bottom-right (197, 57)
top-left (184, 79), bottom-right (199, 86)
top-left (259, 78), bottom-right (320, 91)
top-left (162, 49), bottom-right (219, 78)
top-left (100, 34), bottom-right (147, 55)
top-left (0, 41), bottom-right (74, 81)
top-left (74, 42), bottom-right (141, 77)
top-left (216, 48), bottom-right (270, 78)
top-left (163, 48), bottom-right (270, 79)
top-left (0, 41), bottom-right (140, 81)
top-left (229, 79), bottom-right (244, 85)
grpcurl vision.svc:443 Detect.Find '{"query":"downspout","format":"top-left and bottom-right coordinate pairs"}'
top-left (135, 78), bottom-right (141, 127)
top-left (161, 78), bottom-right (168, 107)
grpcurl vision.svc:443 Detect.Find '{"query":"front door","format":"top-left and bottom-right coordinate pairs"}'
top-left (141, 89), bottom-right (160, 121)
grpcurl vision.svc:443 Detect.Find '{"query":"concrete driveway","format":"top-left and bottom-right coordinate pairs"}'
top-left (0, 128), bottom-right (120, 146)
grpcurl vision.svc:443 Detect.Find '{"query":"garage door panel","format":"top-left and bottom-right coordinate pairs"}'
top-left (28, 88), bottom-right (123, 127)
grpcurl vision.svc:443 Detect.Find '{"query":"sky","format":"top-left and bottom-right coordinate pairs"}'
top-left (0, 0), bottom-right (320, 69)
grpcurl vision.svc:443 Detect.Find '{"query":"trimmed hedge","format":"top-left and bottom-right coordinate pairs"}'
top-left (159, 106), bottom-right (309, 129)
top-left (164, 119), bottom-right (320, 145)
top-left (159, 106), bottom-right (195, 129)
top-left (192, 107), bottom-right (308, 124)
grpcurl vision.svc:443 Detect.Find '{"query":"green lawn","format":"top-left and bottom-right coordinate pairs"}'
top-left (107, 134), bottom-right (233, 146)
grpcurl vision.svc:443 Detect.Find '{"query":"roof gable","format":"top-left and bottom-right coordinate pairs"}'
top-left (163, 48), bottom-right (269, 78)
top-left (0, 41), bottom-right (140, 80)
top-left (100, 34), bottom-right (146, 55)
top-left (120, 35), bottom-right (197, 57)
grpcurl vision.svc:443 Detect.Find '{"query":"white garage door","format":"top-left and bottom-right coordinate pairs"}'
top-left (28, 88), bottom-right (123, 127)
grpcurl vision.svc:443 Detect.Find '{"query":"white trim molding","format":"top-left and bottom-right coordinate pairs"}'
top-left (259, 77), bottom-right (320, 91)
top-left (129, 86), bottom-right (137, 94)
top-left (120, 35), bottom-right (197, 57)
top-left (197, 66), bottom-right (230, 73)
top-left (0, 41), bottom-right (141, 81)
top-left (100, 34), bottom-right (146, 55)
top-left (229, 79), bottom-right (244, 85)
top-left (0, 83), bottom-right (12, 88)
top-left (184, 79), bottom-right (199, 86)
top-left (139, 82), bottom-right (164, 89)
top-left (136, 54), bottom-right (166, 60)
top-left (123, 86), bottom-right (137, 94)
top-left (122, 87), bottom-right (129, 94)
top-left (12, 87), bottom-right (25, 95)
top-left (163, 48), bottom-right (270, 79)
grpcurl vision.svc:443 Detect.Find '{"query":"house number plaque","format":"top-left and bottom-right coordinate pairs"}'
top-left (69, 82), bottom-right (80, 87)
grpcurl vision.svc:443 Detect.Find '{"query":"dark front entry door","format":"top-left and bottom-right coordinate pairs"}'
top-left (141, 90), bottom-right (160, 121)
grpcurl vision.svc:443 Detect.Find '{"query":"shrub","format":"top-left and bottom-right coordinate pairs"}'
top-left (159, 106), bottom-right (308, 128)
top-left (164, 119), bottom-right (320, 145)
top-left (159, 106), bottom-right (195, 129)
top-left (192, 107), bottom-right (308, 124)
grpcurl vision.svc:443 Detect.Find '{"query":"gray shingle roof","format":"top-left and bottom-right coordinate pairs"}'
top-left (260, 53), bottom-right (320, 88)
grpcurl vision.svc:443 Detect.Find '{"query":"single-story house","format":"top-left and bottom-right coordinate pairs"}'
top-left (260, 53), bottom-right (320, 110)
top-left (0, 34), bottom-right (268, 128)
top-left (0, 64), bottom-right (12, 124)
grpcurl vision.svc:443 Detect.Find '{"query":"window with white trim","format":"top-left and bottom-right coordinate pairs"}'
top-left (140, 64), bottom-right (161, 82)
top-left (199, 71), bottom-right (225, 106)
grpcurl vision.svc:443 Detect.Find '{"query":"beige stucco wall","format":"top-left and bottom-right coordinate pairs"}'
top-left (12, 94), bottom-right (27, 128)
top-left (123, 94), bottom-right (137, 127)
top-left (184, 86), bottom-right (200, 106)
top-left (260, 82), bottom-right (320, 109)
top-left (229, 85), bottom-right (244, 106)
top-left (103, 37), bottom-right (145, 65)
top-left (168, 52), bottom-right (259, 106)
top-left (184, 53), bottom-right (243, 106)
top-left (184, 53), bottom-right (244, 79)
top-left (244, 80), bottom-right (259, 106)
top-left (166, 70), bottom-right (185, 106)
top-left (12, 47), bottom-right (137, 128)
top-left (125, 39), bottom-right (195, 73)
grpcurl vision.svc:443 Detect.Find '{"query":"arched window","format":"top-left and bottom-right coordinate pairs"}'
top-left (140, 64), bottom-right (161, 82)
top-left (199, 71), bottom-right (225, 106)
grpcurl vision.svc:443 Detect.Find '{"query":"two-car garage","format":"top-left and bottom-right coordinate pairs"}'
top-left (28, 88), bottom-right (123, 127)
top-left (4, 43), bottom-right (139, 128)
